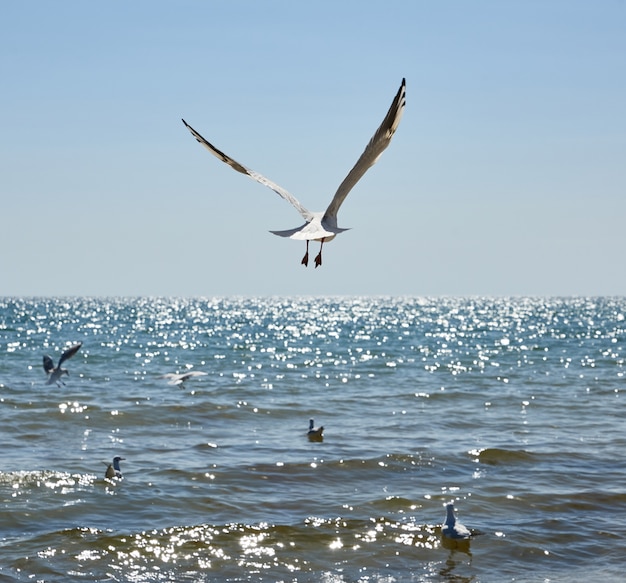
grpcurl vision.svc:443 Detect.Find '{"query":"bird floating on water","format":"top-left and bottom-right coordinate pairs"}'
top-left (442, 502), bottom-right (472, 540)
top-left (307, 419), bottom-right (324, 442)
top-left (182, 78), bottom-right (406, 267)
top-left (161, 371), bottom-right (208, 388)
top-left (43, 342), bottom-right (82, 386)
top-left (104, 456), bottom-right (125, 480)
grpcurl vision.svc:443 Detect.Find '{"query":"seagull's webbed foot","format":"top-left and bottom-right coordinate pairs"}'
top-left (314, 239), bottom-right (324, 268)
top-left (301, 241), bottom-right (310, 267)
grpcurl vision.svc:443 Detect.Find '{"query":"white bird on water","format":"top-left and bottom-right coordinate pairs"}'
top-left (307, 419), bottom-right (324, 441)
top-left (104, 456), bottom-right (125, 480)
top-left (43, 342), bottom-right (82, 386)
top-left (161, 371), bottom-right (208, 388)
top-left (182, 78), bottom-right (406, 267)
top-left (442, 502), bottom-right (472, 540)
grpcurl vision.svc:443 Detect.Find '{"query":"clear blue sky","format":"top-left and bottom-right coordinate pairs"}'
top-left (1, 1), bottom-right (624, 297)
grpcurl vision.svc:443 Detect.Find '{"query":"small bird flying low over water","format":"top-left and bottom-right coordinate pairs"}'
top-left (161, 371), bottom-right (208, 388)
top-left (43, 342), bottom-right (82, 387)
top-left (104, 456), bottom-right (125, 480)
top-left (182, 78), bottom-right (406, 267)
top-left (307, 419), bottom-right (324, 442)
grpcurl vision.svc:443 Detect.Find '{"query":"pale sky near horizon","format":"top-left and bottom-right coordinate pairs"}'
top-left (1, 1), bottom-right (624, 297)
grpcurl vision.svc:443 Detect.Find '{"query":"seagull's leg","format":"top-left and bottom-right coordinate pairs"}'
top-left (314, 239), bottom-right (324, 268)
top-left (301, 240), bottom-right (309, 267)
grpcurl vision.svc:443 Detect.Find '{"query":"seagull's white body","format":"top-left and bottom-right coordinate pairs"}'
top-left (104, 456), bottom-right (125, 480)
top-left (442, 502), bottom-right (471, 540)
top-left (182, 78), bottom-right (406, 267)
top-left (307, 418), bottom-right (324, 441)
top-left (43, 342), bottom-right (82, 387)
top-left (161, 371), bottom-right (208, 387)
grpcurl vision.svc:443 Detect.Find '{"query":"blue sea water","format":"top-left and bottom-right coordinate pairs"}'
top-left (0, 296), bottom-right (624, 582)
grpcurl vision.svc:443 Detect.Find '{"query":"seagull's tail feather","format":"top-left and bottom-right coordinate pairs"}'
top-left (270, 226), bottom-right (306, 238)
top-left (270, 224), bottom-right (350, 241)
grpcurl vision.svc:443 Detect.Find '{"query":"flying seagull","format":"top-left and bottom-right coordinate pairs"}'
top-left (43, 342), bottom-right (82, 386)
top-left (182, 78), bottom-right (406, 267)
top-left (161, 370), bottom-right (208, 388)
top-left (103, 456), bottom-right (125, 480)
top-left (307, 418), bottom-right (324, 442)
top-left (442, 502), bottom-right (472, 540)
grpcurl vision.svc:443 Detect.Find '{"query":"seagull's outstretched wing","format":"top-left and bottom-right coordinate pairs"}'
top-left (58, 342), bottom-right (82, 367)
top-left (160, 372), bottom-right (184, 385)
top-left (43, 355), bottom-right (55, 374)
top-left (323, 78), bottom-right (406, 222)
top-left (182, 119), bottom-right (313, 222)
top-left (181, 371), bottom-right (208, 379)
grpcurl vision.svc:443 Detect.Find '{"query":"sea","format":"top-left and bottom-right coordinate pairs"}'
top-left (0, 296), bottom-right (624, 582)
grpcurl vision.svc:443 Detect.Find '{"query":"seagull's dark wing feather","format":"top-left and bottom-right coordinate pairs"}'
top-left (43, 355), bottom-right (55, 374)
top-left (323, 78), bottom-right (406, 221)
top-left (58, 342), bottom-right (82, 367)
top-left (182, 119), bottom-right (313, 221)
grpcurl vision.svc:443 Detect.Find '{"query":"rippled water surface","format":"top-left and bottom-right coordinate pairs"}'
top-left (0, 297), bottom-right (624, 582)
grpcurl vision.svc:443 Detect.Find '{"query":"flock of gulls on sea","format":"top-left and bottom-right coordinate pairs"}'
top-left (42, 337), bottom-right (475, 548)
top-left (38, 78), bottom-right (478, 549)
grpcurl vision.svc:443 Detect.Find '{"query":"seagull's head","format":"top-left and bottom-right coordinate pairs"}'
top-left (444, 502), bottom-right (457, 523)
